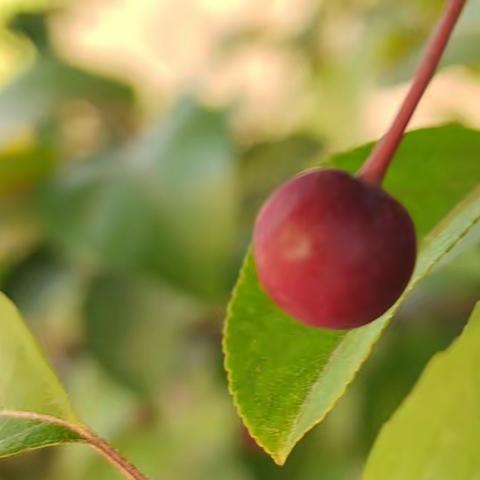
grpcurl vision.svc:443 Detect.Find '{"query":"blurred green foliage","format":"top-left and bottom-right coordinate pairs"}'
top-left (0, 2), bottom-right (478, 479)
top-left (40, 98), bottom-right (238, 299)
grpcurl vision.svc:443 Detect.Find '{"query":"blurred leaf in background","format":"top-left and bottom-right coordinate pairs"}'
top-left (0, 137), bottom-right (57, 197)
top-left (85, 274), bottom-right (203, 395)
top-left (0, 11), bottom-right (135, 146)
top-left (40, 98), bottom-right (239, 299)
top-left (364, 302), bottom-right (480, 480)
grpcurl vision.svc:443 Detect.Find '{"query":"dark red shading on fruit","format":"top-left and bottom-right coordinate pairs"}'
top-left (253, 169), bottom-right (417, 330)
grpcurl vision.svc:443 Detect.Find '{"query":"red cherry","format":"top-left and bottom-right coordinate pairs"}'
top-left (253, 169), bottom-right (416, 330)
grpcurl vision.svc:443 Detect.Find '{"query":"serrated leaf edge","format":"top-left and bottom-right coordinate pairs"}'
top-left (222, 249), bottom-right (283, 461)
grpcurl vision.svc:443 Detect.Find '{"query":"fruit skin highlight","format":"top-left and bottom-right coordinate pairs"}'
top-left (253, 169), bottom-right (416, 330)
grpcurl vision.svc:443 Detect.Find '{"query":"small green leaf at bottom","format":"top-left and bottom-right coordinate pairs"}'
top-left (0, 413), bottom-right (80, 457)
top-left (0, 291), bottom-right (80, 456)
top-left (0, 293), bottom-right (148, 480)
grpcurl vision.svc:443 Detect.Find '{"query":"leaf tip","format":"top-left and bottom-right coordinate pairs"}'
top-left (272, 451), bottom-right (289, 466)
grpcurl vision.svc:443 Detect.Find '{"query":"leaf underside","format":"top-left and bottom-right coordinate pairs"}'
top-left (0, 416), bottom-right (80, 458)
top-left (224, 125), bottom-right (480, 464)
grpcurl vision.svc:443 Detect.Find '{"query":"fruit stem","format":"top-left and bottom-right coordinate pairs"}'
top-left (358, 0), bottom-right (468, 185)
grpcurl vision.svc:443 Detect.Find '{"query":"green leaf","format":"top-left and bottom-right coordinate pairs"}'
top-left (41, 97), bottom-right (238, 298)
top-left (224, 125), bottom-right (480, 465)
top-left (364, 302), bottom-right (480, 480)
top-left (51, 353), bottom-right (246, 480)
top-left (0, 141), bottom-right (57, 197)
top-left (0, 291), bottom-right (81, 457)
top-left (0, 56), bottom-right (133, 145)
top-left (85, 274), bottom-right (201, 394)
top-left (330, 125), bottom-right (480, 236)
top-left (0, 293), bottom-right (146, 480)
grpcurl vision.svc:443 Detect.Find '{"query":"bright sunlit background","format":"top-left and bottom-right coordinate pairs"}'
top-left (0, 0), bottom-right (479, 478)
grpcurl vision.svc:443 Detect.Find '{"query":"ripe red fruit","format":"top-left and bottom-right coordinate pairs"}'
top-left (253, 169), bottom-right (416, 330)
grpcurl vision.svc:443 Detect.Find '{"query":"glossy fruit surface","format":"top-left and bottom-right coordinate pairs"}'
top-left (253, 169), bottom-right (417, 329)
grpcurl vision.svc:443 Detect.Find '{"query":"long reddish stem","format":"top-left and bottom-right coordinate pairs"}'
top-left (358, 0), bottom-right (468, 185)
